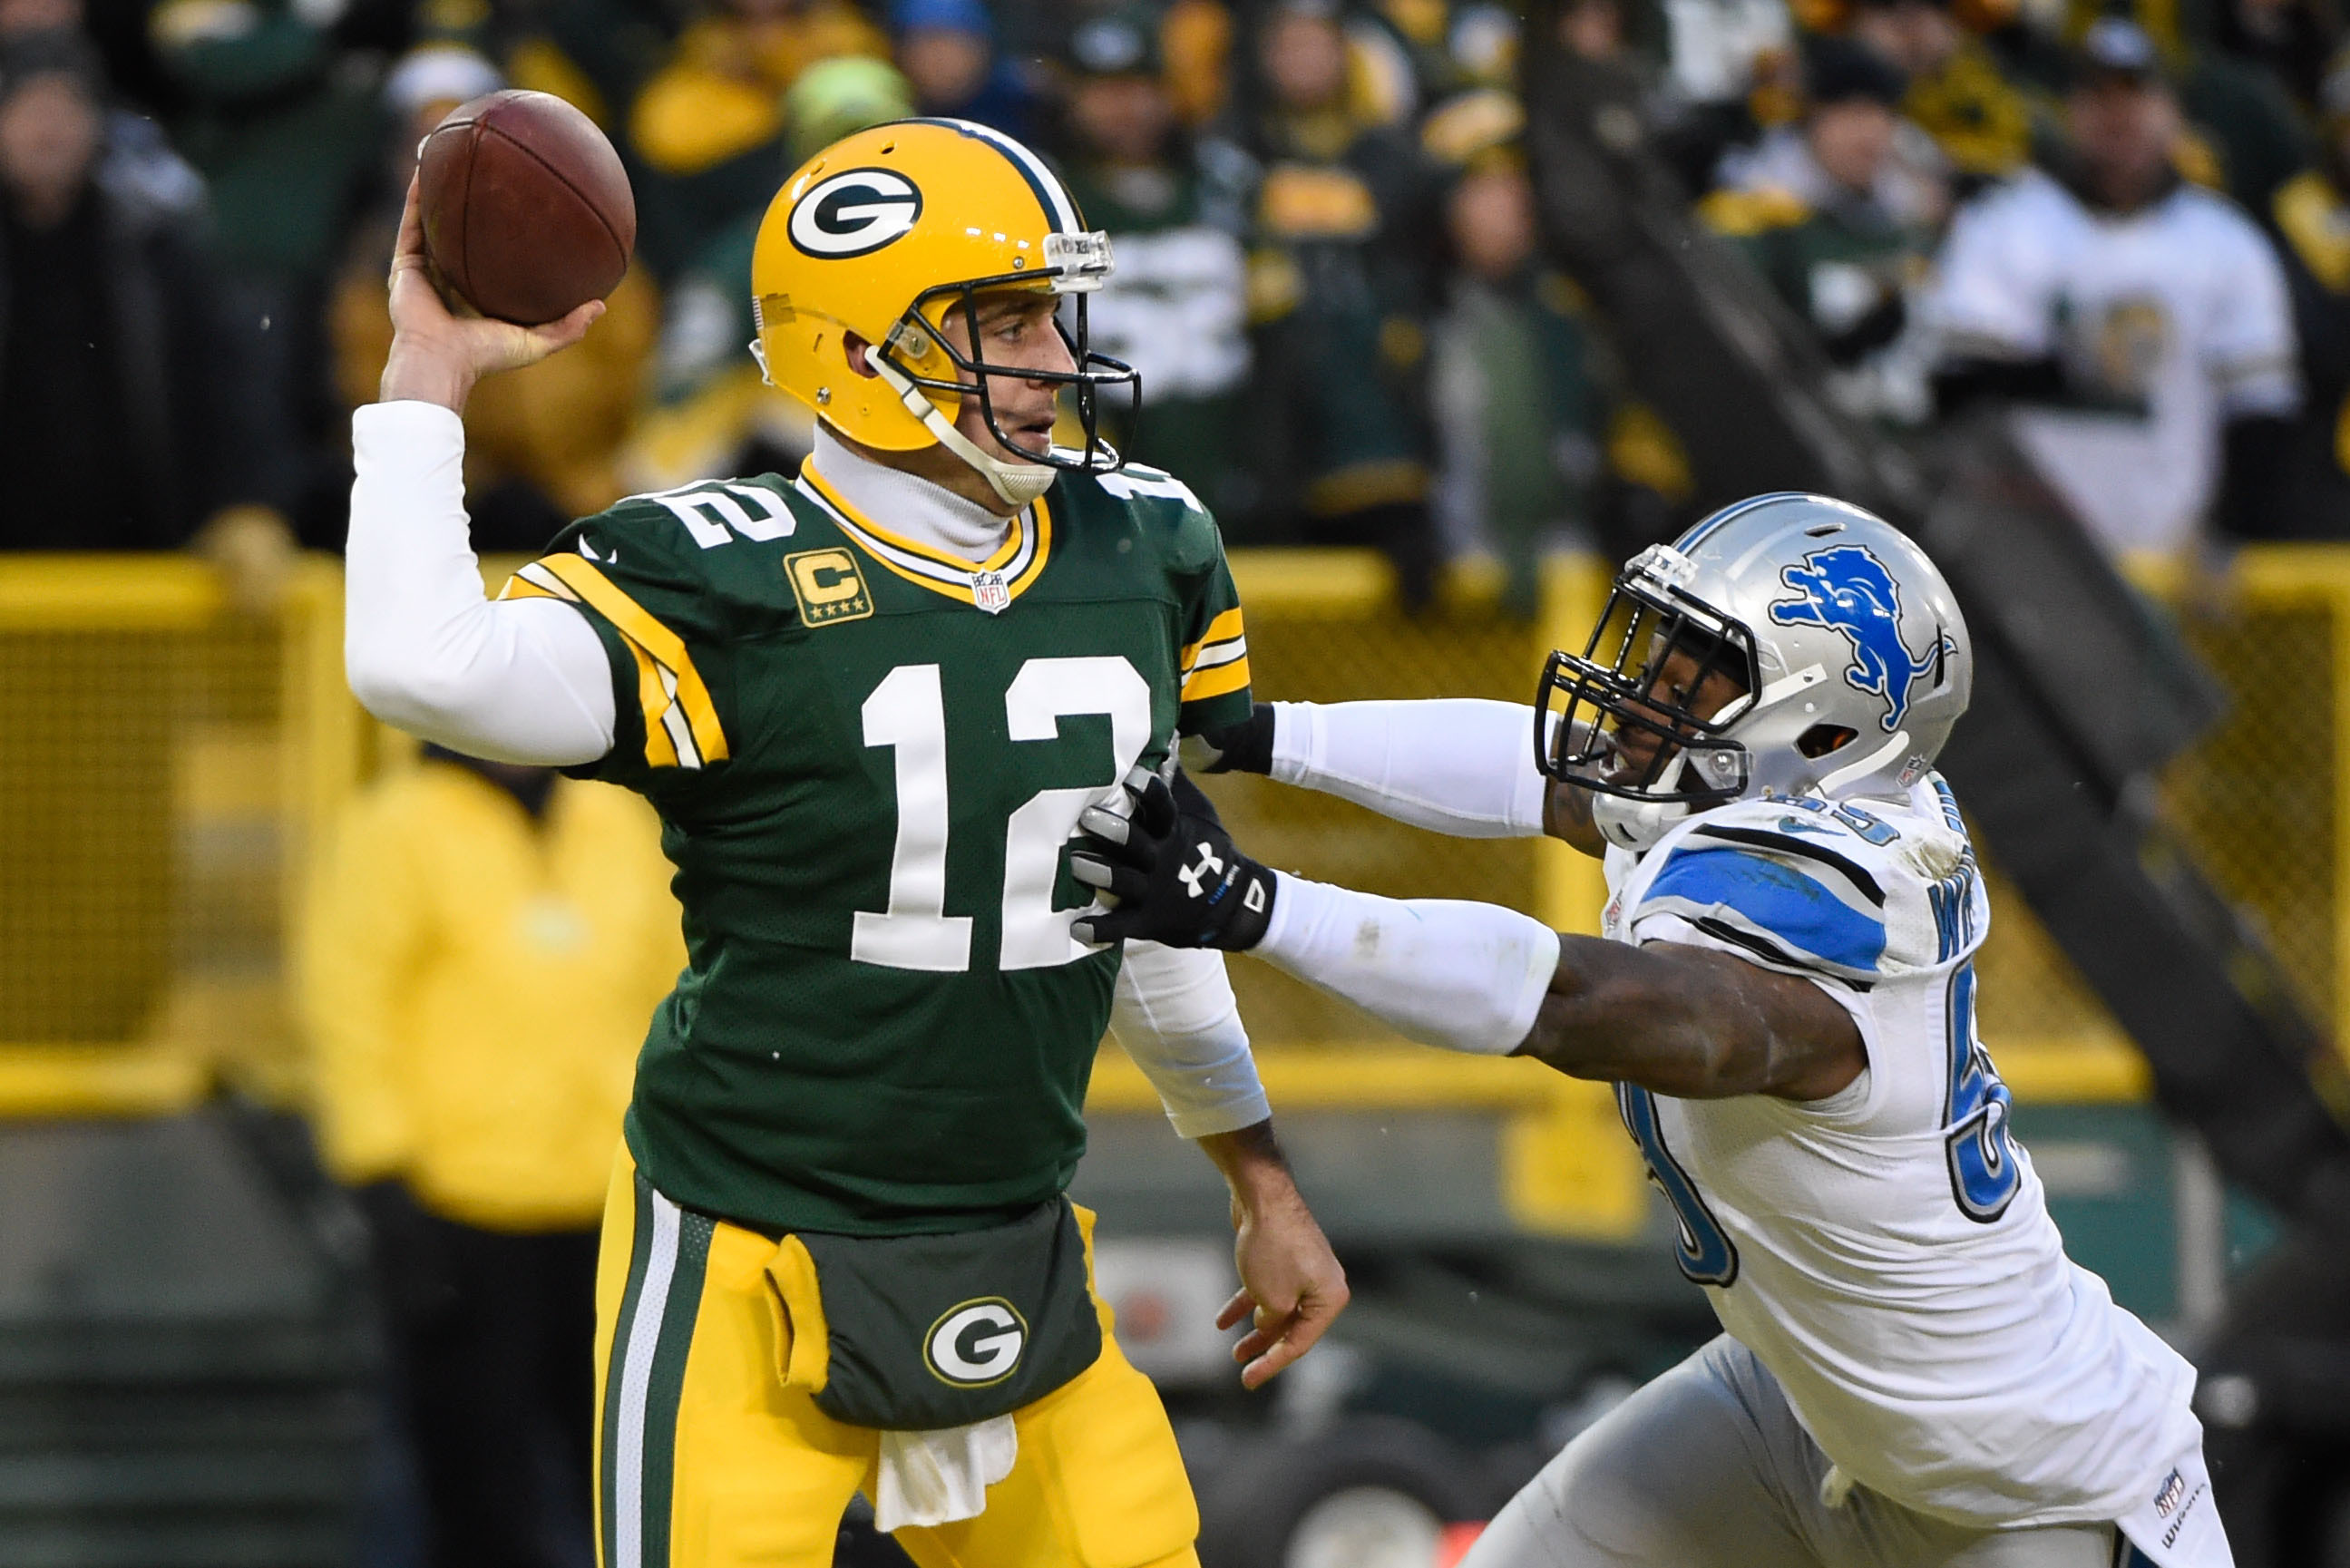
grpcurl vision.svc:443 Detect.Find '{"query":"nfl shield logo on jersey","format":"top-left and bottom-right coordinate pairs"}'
top-left (971, 570), bottom-right (1012, 616)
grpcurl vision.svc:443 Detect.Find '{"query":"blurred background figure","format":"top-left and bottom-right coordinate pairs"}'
top-left (300, 747), bottom-right (681, 1568)
top-left (1239, 0), bottom-right (1444, 601)
top-left (145, 0), bottom-right (381, 536)
top-left (1704, 34), bottom-right (1943, 422)
top-left (1058, 4), bottom-right (1253, 520)
top-left (1841, 0), bottom-right (2031, 193)
top-left (1424, 87), bottom-right (1607, 617)
top-left (2264, 49), bottom-right (2350, 540)
top-left (625, 0), bottom-right (883, 277)
top-left (1923, 16), bottom-right (2299, 560)
top-left (891, 0), bottom-right (1036, 138)
top-left (0, 28), bottom-right (284, 556)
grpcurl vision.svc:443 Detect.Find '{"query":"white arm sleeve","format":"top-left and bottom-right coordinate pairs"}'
top-left (345, 401), bottom-right (618, 765)
top-left (1108, 941), bottom-right (1273, 1139)
top-left (1254, 873), bottom-right (1556, 1056)
top-left (1268, 699), bottom-right (1551, 838)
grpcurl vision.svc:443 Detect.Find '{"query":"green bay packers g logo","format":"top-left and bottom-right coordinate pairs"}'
top-left (923, 1297), bottom-right (1027, 1388)
top-left (790, 169), bottom-right (923, 258)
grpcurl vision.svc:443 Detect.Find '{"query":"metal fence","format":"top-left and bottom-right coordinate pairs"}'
top-left (3, 546), bottom-right (2342, 1234)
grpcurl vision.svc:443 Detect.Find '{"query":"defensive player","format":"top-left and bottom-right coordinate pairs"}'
top-left (1074, 493), bottom-right (2228, 1567)
top-left (342, 119), bottom-right (1348, 1568)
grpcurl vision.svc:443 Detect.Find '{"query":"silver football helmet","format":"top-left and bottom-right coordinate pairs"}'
top-left (1536, 492), bottom-right (1972, 851)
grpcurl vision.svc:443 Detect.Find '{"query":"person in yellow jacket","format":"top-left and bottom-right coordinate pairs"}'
top-left (300, 747), bottom-right (682, 1568)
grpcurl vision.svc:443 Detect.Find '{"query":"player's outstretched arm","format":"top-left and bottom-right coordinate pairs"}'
top-left (1072, 773), bottom-right (1863, 1102)
top-left (1194, 700), bottom-right (1605, 855)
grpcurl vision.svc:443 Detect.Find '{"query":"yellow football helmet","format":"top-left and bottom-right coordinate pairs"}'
top-left (749, 117), bottom-right (1137, 506)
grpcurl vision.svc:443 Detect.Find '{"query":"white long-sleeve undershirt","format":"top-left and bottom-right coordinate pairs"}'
top-left (344, 399), bottom-right (1270, 1135)
top-left (346, 401), bottom-right (617, 765)
top-left (1269, 698), bottom-right (1554, 838)
top-left (1256, 872), bottom-right (1559, 1057)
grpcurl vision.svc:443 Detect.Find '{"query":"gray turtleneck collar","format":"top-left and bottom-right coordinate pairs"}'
top-left (805, 424), bottom-right (1018, 563)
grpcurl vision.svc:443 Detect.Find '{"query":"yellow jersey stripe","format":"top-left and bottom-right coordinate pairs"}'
top-left (800, 463), bottom-right (1029, 575)
top-left (1007, 498), bottom-right (1053, 597)
top-left (1181, 658), bottom-right (1252, 704)
top-left (498, 577), bottom-right (564, 603)
top-left (535, 554), bottom-right (729, 765)
top-left (1180, 607), bottom-right (1246, 671)
top-left (627, 639), bottom-right (682, 767)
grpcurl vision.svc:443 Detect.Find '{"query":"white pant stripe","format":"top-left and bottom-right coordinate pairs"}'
top-left (613, 1187), bottom-right (681, 1568)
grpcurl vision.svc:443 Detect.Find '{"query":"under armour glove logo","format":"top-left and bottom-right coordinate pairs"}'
top-left (1069, 768), bottom-right (1277, 951)
top-left (1177, 843), bottom-right (1225, 899)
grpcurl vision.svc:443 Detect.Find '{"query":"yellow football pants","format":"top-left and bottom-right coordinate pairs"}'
top-left (592, 1149), bottom-right (1203, 1568)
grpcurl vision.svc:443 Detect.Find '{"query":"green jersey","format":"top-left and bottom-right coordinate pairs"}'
top-left (504, 461), bottom-right (1253, 1236)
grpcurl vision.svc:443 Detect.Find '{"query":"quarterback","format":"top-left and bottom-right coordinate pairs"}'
top-left (1077, 494), bottom-right (2228, 1568)
top-left (342, 120), bottom-right (1347, 1568)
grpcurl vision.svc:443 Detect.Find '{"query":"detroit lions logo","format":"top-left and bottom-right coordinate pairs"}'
top-left (1768, 545), bottom-right (1949, 734)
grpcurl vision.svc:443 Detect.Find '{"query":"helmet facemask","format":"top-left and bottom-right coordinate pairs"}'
top-left (868, 237), bottom-right (1140, 506)
top-left (1536, 548), bottom-right (1761, 845)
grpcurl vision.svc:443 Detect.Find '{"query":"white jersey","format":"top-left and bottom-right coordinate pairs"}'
top-left (1600, 777), bottom-right (2217, 1548)
top-left (1922, 170), bottom-right (2297, 556)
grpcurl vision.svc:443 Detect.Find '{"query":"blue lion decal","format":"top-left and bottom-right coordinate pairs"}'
top-left (1768, 545), bottom-right (1947, 733)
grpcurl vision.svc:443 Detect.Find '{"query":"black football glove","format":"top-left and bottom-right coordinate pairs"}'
top-left (1069, 767), bottom-right (1277, 950)
top-left (1182, 702), bottom-right (1276, 775)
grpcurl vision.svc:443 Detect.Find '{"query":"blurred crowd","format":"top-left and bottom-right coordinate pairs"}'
top-left (0, 0), bottom-right (2344, 604)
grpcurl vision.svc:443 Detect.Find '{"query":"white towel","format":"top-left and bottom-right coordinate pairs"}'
top-left (873, 1416), bottom-right (1018, 1533)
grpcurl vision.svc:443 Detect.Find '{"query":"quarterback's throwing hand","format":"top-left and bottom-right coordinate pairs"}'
top-left (1070, 770), bottom-right (1276, 950)
top-left (380, 174), bottom-right (604, 413)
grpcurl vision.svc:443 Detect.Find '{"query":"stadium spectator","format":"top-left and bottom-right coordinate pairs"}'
top-left (300, 749), bottom-right (682, 1568)
top-left (625, 0), bottom-right (884, 277)
top-left (891, 0), bottom-right (1038, 140)
top-left (1240, 0), bottom-right (1444, 599)
top-left (1058, 5), bottom-right (1254, 519)
top-left (1842, 0), bottom-right (2033, 188)
top-left (1425, 90), bottom-right (1607, 615)
top-left (329, 45), bottom-right (658, 550)
top-left (1924, 16), bottom-right (2300, 557)
top-left (2263, 50), bottom-right (2350, 537)
top-left (0, 30), bottom-right (286, 556)
top-left (147, 0), bottom-right (381, 526)
top-left (2209, 0), bottom-right (2339, 114)
top-left (1706, 36), bottom-right (1943, 421)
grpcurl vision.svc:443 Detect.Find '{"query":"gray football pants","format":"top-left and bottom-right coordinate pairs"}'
top-left (1463, 1336), bottom-right (2124, 1568)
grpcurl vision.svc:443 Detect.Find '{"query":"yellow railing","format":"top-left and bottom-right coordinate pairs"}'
top-left (3, 545), bottom-right (2343, 1232)
top-left (0, 554), bottom-right (358, 1115)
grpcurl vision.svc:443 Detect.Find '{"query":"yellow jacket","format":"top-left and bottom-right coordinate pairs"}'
top-left (299, 761), bottom-right (682, 1231)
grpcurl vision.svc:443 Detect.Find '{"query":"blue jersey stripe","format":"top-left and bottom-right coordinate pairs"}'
top-left (1643, 843), bottom-right (1887, 973)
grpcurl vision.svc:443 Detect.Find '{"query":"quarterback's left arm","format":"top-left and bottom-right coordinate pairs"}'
top-left (1108, 942), bottom-right (1349, 1388)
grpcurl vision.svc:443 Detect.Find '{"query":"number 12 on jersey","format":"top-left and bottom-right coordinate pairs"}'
top-left (853, 657), bottom-right (1152, 974)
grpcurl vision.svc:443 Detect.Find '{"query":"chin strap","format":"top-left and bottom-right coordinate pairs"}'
top-left (871, 355), bottom-right (1057, 509)
top-left (1591, 792), bottom-right (1693, 852)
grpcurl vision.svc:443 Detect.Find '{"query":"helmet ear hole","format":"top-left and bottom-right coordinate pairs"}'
top-left (1798, 723), bottom-right (1858, 759)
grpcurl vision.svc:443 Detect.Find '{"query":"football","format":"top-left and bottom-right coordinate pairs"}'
top-left (416, 89), bottom-right (635, 327)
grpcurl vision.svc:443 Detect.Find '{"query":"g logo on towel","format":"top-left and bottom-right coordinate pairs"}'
top-left (924, 1298), bottom-right (1028, 1387)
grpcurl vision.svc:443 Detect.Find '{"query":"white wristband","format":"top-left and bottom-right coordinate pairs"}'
top-left (1255, 873), bottom-right (1557, 1056)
